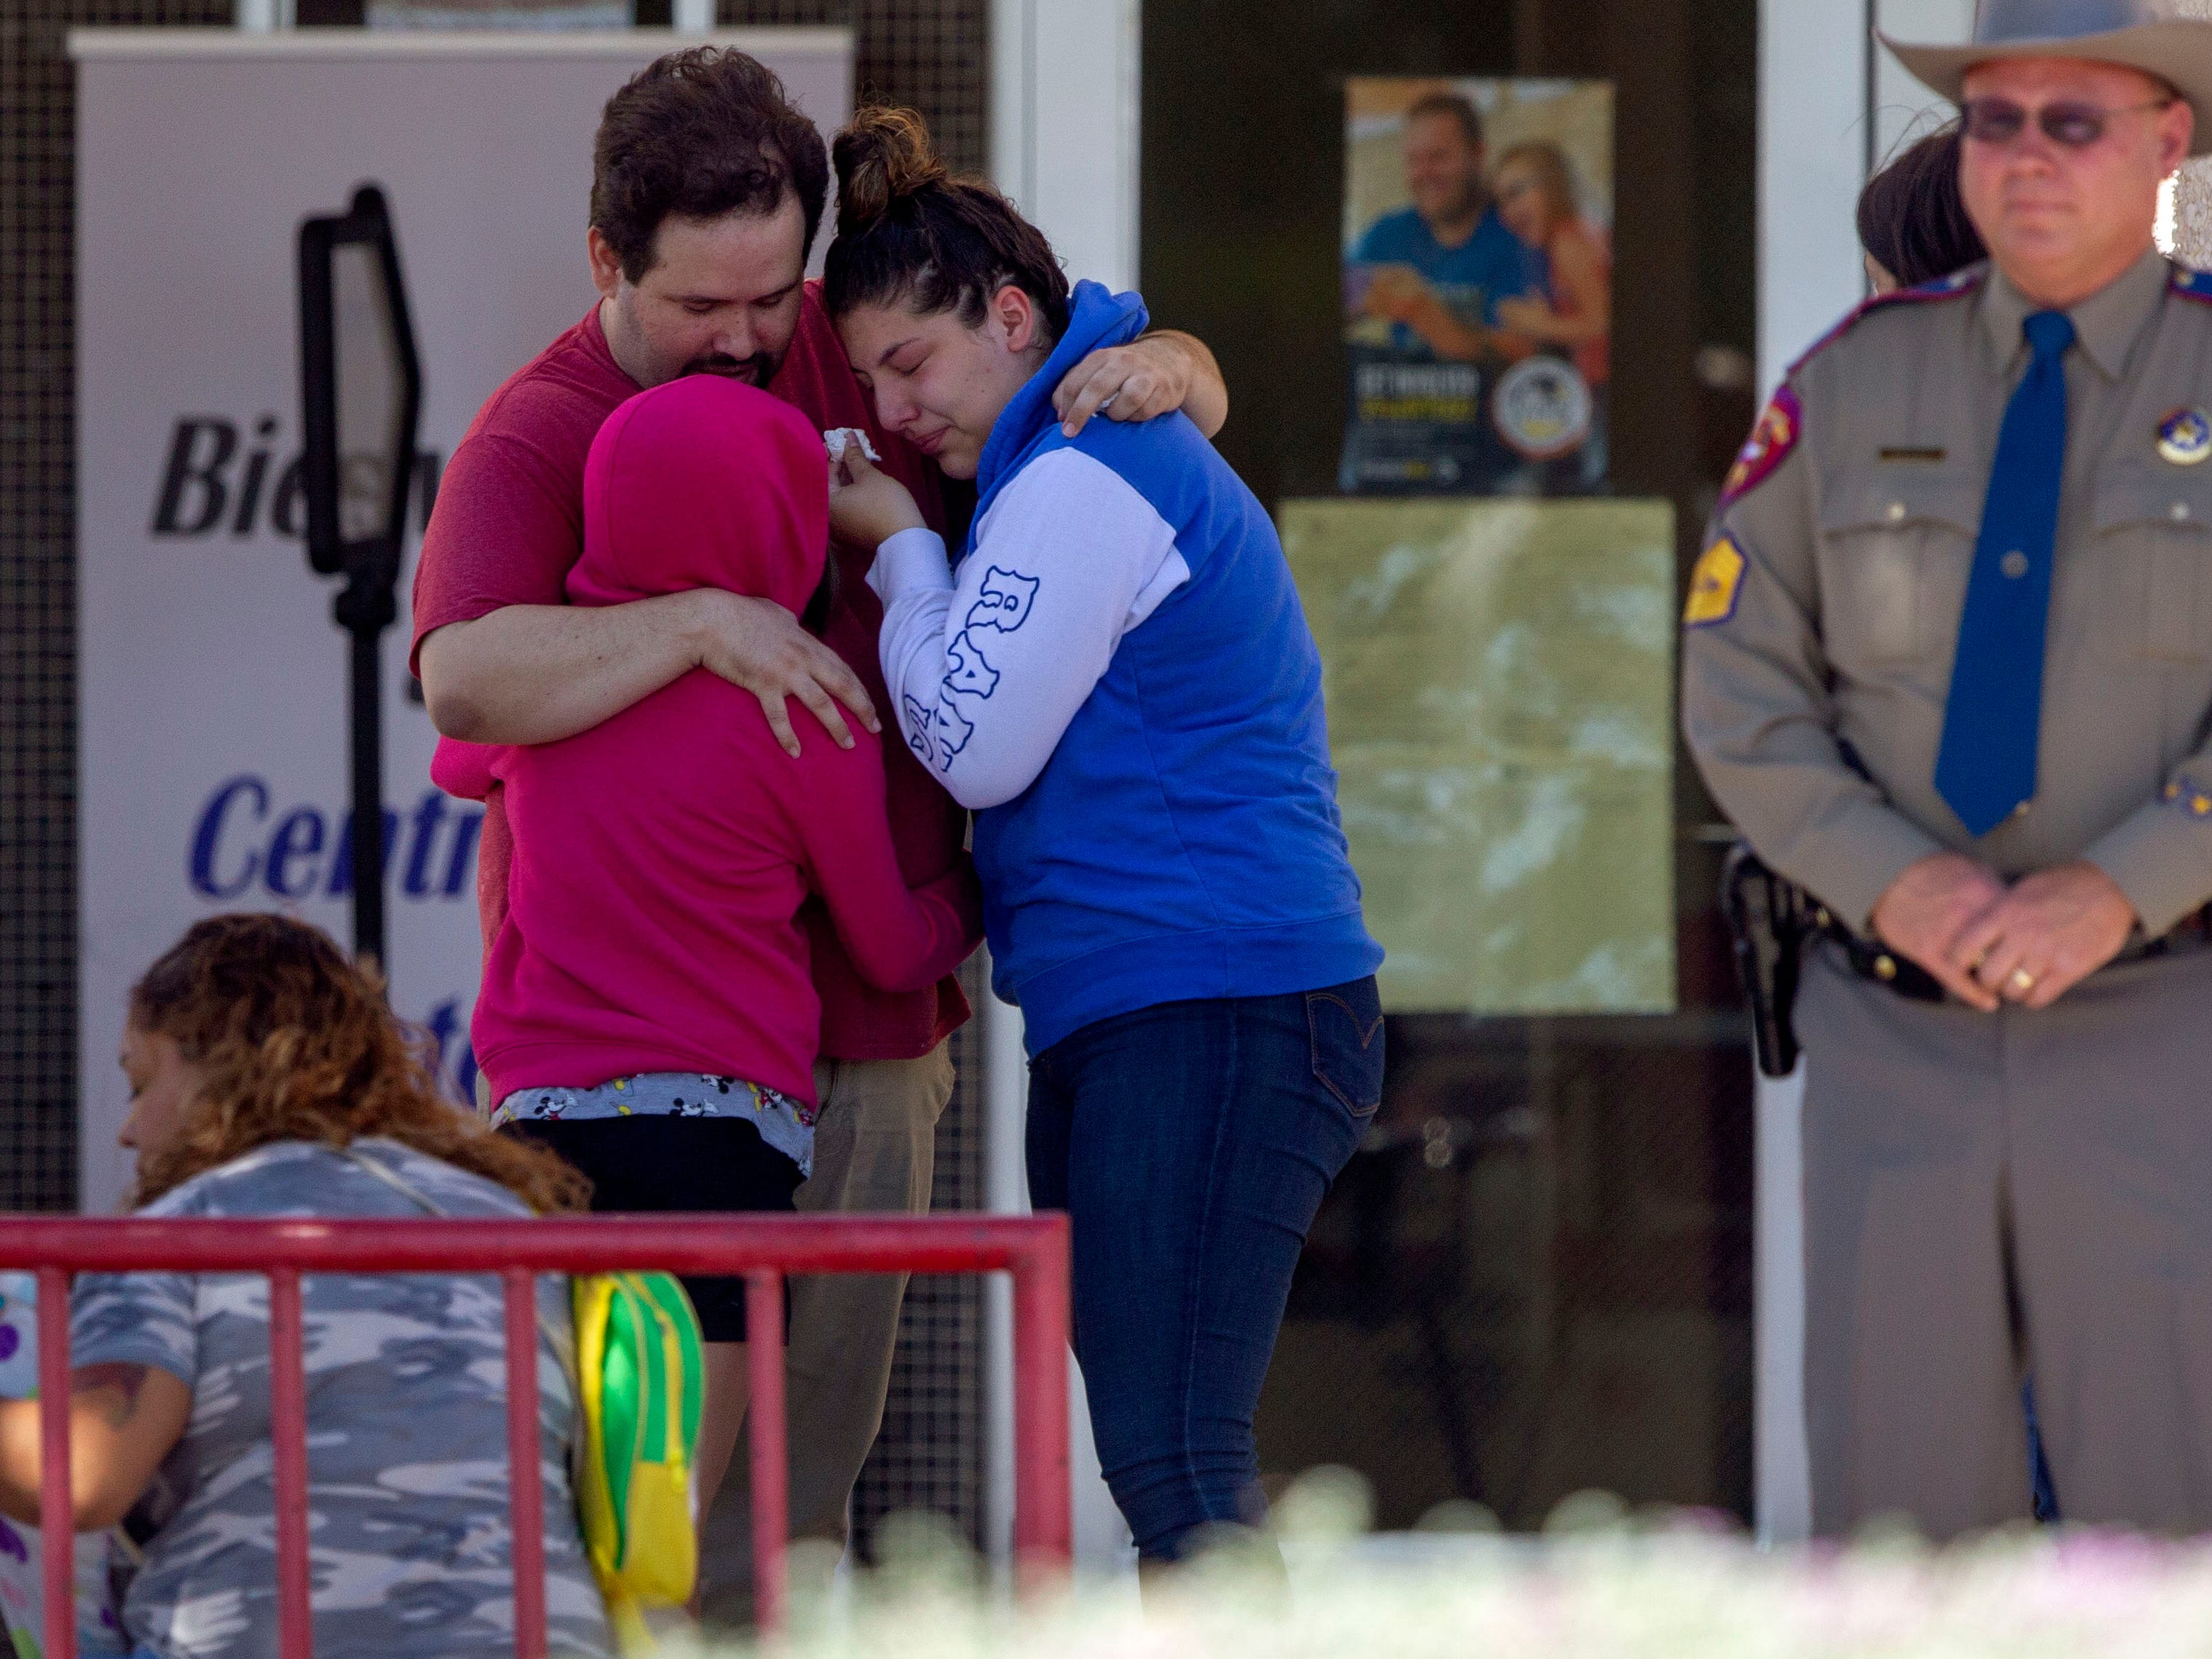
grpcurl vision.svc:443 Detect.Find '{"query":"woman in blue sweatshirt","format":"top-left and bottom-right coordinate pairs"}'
top-left (823, 107), bottom-right (1385, 1568)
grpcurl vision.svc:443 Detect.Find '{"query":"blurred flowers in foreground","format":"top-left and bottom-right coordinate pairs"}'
top-left (697, 1470), bottom-right (2212, 1658)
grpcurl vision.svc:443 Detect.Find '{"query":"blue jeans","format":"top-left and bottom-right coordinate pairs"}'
top-left (1025, 976), bottom-right (1385, 1562)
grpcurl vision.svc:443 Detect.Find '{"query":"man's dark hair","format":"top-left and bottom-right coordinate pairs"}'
top-left (591, 47), bottom-right (831, 283)
top-left (1857, 123), bottom-right (1985, 290)
top-left (1406, 91), bottom-right (1484, 152)
top-left (824, 106), bottom-right (1071, 346)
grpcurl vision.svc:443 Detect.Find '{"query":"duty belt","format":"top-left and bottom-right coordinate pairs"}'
top-left (1810, 906), bottom-right (1942, 1001)
top-left (1719, 844), bottom-right (2212, 1083)
top-left (1815, 903), bottom-right (2212, 1001)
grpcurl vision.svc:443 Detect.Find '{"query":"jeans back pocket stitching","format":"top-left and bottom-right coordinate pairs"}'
top-left (1306, 990), bottom-right (1384, 1117)
top-left (1304, 991), bottom-right (1384, 1050)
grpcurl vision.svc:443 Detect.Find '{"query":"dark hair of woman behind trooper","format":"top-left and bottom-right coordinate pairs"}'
top-left (822, 105), bottom-right (1071, 343)
top-left (1857, 123), bottom-right (1987, 292)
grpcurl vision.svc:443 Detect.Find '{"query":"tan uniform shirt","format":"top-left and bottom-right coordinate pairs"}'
top-left (1683, 247), bottom-right (2212, 934)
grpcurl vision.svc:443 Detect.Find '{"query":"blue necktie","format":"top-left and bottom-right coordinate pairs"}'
top-left (1934, 309), bottom-right (2074, 837)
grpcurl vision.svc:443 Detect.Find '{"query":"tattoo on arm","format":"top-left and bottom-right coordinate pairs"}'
top-left (74, 1363), bottom-right (152, 1431)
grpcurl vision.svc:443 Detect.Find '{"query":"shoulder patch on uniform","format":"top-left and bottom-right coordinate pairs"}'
top-left (2170, 265), bottom-right (2212, 306)
top-left (1784, 265), bottom-right (1986, 380)
top-left (1719, 386), bottom-right (1802, 507)
top-left (1684, 535), bottom-right (1748, 629)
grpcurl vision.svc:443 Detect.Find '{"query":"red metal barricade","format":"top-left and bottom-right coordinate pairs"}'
top-left (0, 1213), bottom-right (1072, 1659)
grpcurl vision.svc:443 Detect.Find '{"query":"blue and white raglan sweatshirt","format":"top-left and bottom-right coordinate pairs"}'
top-left (869, 281), bottom-right (1382, 1056)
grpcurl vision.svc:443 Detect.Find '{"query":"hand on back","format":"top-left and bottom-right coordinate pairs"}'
top-left (681, 587), bottom-right (879, 758)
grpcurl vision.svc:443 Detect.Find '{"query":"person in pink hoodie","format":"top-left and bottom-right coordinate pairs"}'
top-left (432, 373), bottom-right (981, 1529)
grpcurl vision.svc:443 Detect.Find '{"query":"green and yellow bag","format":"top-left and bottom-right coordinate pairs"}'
top-left (572, 1272), bottom-right (705, 1653)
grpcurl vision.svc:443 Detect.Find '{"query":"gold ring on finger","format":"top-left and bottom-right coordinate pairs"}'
top-left (2007, 968), bottom-right (2036, 997)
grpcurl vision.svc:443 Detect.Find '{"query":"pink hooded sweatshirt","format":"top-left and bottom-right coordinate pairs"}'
top-left (437, 376), bottom-right (981, 1106)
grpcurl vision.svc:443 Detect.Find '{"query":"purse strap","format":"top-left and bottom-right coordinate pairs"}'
top-left (330, 1141), bottom-right (577, 1381)
top-left (332, 1141), bottom-right (450, 1216)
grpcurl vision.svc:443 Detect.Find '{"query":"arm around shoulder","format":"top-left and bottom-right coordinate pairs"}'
top-left (416, 427), bottom-right (876, 750)
top-left (421, 588), bottom-right (877, 756)
top-left (1145, 330), bottom-right (1228, 438)
top-left (1048, 328), bottom-right (1229, 439)
top-left (417, 597), bottom-right (704, 745)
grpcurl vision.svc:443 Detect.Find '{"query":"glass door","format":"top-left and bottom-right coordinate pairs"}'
top-left (1140, 0), bottom-right (1761, 1528)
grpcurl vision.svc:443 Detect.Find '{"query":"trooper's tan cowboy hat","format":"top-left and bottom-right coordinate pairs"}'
top-left (1882, 0), bottom-right (2212, 157)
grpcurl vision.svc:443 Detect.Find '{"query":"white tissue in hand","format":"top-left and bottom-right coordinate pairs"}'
top-left (823, 427), bottom-right (881, 463)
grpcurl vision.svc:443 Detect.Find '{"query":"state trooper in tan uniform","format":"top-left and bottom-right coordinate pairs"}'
top-left (1685, 0), bottom-right (2212, 1537)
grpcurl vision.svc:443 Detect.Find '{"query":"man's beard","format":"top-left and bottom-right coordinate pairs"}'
top-left (681, 347), bottom-right (782, 386)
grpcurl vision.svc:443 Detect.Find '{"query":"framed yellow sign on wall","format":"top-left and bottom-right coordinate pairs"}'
top-left (1282, 496), bottom-right (1676, 1014)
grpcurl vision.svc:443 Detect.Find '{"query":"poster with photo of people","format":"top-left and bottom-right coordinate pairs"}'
top-left (1341, 77), bottom-right (1613, 496)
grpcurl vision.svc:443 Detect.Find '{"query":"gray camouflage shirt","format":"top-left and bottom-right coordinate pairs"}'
top-left (71, 1139), bottom-right (612, 1659)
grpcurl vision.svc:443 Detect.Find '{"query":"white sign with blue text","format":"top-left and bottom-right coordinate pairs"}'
top-left (72, 27), bottom-right (853, 1215)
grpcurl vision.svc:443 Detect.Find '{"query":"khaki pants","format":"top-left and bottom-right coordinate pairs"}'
top-left (1797, 942), bottom-right (2212, 1539)
top-left (698, 1044), bottom-right (954, 1627)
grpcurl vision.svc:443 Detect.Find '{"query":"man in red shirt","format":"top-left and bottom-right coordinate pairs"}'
top-left (410, 47), bottom-right (1226, 1616)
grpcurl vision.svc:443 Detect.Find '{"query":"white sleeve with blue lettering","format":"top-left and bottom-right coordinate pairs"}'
top-left (870, 446), bottom-right (1190, 810)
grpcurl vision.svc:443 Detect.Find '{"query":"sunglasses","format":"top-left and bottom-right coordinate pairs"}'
top-left (1960, 95), bottom-right (2175, 149)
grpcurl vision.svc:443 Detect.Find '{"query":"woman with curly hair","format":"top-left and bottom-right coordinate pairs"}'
top-left (0, 913), bottom-right (611, 1659)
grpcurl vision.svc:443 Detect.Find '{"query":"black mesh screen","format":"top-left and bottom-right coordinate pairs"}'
top-left (1, 0), bottom-right (238, 1216)
top-left (714, 0), bottom-right (989, 1556)
top-left (853, 962), bottom-right (984, 1558)
top-left (717, 0), bottom-right (986, 176)
top-left (1140, 0), bottom-right (1761, 1527)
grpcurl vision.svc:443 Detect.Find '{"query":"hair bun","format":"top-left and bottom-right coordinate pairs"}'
top-left (833, 106), bottom-right (949, 236)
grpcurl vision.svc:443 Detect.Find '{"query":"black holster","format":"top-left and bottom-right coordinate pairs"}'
top-left (1719, 843), bottom-right (1809, 1079)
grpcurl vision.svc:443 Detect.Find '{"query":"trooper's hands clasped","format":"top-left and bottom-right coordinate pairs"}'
top-left (1872, 851), bottom-right (2012, 1011)
top-left (1873, 852), bottom-right (2138, 1011)
top-left (1945, 860), bottom-right (2138, 1011)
